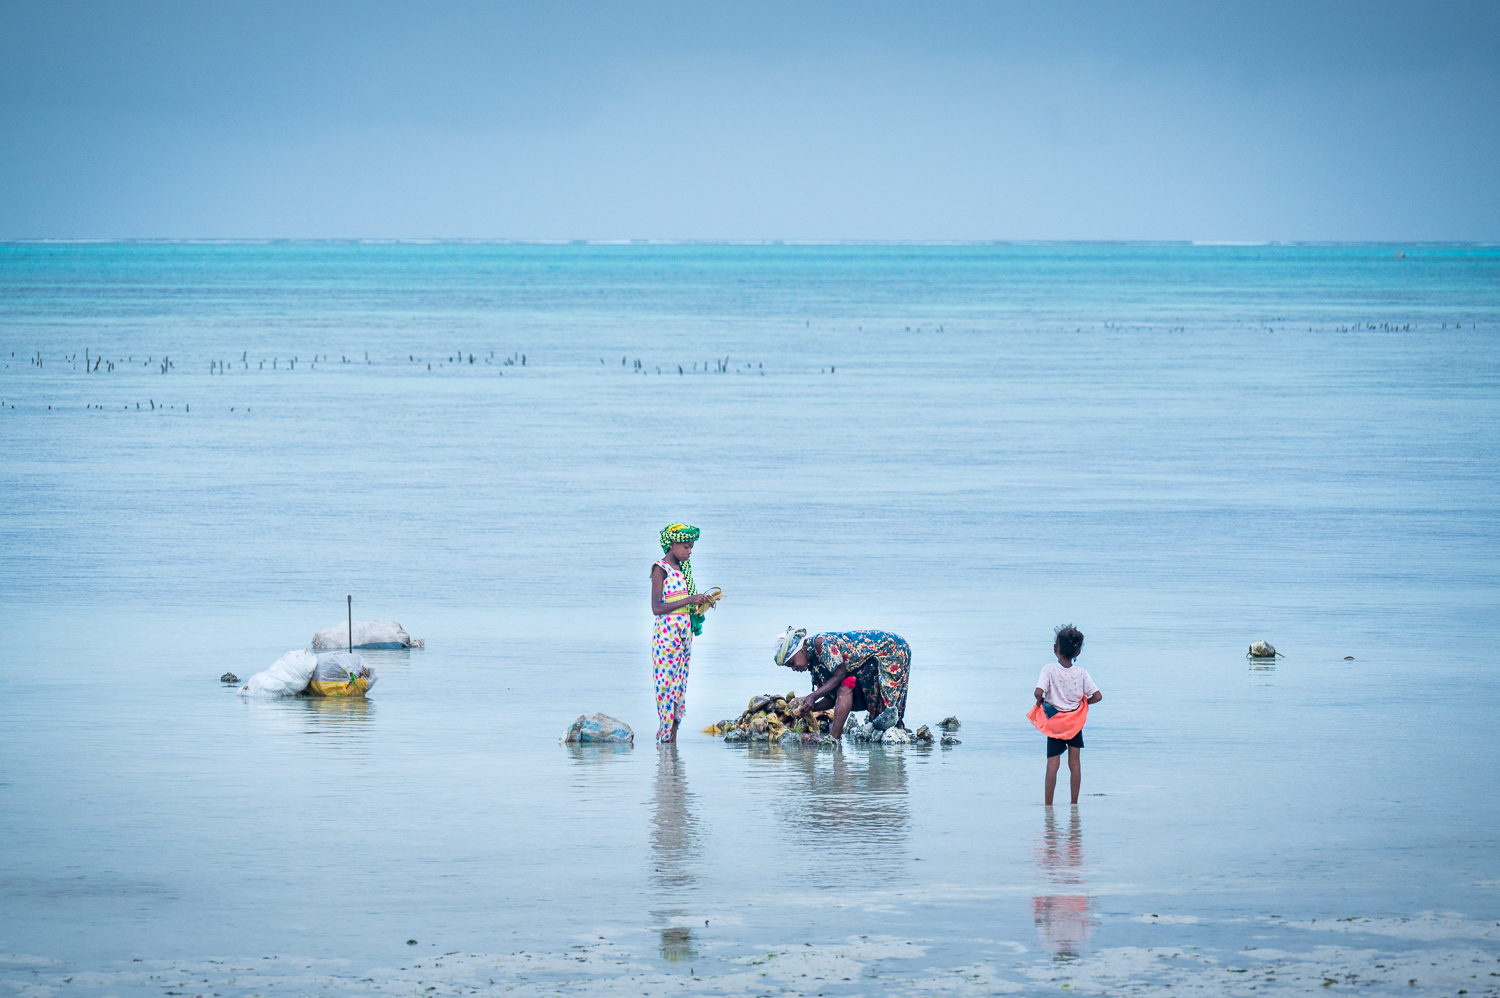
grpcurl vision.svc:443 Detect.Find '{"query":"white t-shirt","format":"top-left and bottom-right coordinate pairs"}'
top-left (1036, 663), bottom-right (1099, 712)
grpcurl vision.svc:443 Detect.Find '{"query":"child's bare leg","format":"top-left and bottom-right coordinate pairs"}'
top-left (830, 686), bottom-right (855, 737)
top-left (1044, 753), bottom-right (1061, 805)
top-left (1067, 746), bottom-right (1082, 803)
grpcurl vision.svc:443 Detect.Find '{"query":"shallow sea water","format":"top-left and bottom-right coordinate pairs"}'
top-left (2, 243), bottom-right (1498, 996)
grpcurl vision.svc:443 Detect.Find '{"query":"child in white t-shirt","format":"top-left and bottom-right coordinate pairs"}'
top-left (1033, 624), bottom-right (1102, 805)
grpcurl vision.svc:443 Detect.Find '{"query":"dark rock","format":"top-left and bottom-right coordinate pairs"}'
top-left (220, 672), bottom-right (239, 684)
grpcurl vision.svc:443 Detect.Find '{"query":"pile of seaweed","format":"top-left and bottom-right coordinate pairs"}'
top-left (701, 694), bottom-right (962, 747)
top-left (701, 691), bottom-right (834, 745)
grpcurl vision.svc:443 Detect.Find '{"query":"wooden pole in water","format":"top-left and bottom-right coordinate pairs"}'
top-left (348, 595), bottom-right (353, 652)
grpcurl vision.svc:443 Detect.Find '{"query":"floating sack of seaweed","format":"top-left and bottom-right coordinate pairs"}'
top-left (912, 725), bottom-right (935, 744)
top-left (1247, 641), bottom-right (1284, 659)
top-left (240, 649), bottom-right (317, 697)
top-left (938, 716), bottom-right (961, 731)
top-left (312, 619), bottom-right (424, 651)
top-left (307, 651), bottom-right (377, 697)
top-left (747, 694), bottom-right (777, 713)
top-left (562, 712), bottom-right (634, 744)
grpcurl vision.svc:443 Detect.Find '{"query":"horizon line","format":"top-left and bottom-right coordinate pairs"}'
top-left (2, 238), bottom-right (1496, 248)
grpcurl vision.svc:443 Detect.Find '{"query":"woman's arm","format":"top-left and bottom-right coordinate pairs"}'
top-left (651, 564), bottom-right (707, 616)
top-left (800, 691), bottom-right (837, 713)
top-left (795, 663), bottom-right (848, 711)
top-left (1086, 691), bottom-right (1102, 704)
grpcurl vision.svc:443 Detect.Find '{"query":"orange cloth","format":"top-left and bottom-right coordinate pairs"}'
top-left (1027, 698), bottom-right (1088, 738)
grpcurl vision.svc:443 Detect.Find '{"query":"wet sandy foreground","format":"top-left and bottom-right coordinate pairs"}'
top-left (5, 915), bottom-right (1497, 998)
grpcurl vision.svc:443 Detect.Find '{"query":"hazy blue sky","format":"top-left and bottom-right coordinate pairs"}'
top-left (1, 1), bottom-right (1496, 240)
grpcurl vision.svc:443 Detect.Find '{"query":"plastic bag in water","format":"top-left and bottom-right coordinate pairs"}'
top-left (307, 651), bottom-right (377, 698)
top-left (312, 620), bottom-right (416, 651)
top-left (561, 712), bottom-right (634, 744)
top-left (241, 649), bottom-right (317, 697)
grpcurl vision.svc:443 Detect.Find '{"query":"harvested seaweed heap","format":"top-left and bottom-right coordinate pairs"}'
top-left (702, 693), bottom-right (955, 747)
top-left (701, 692), bottom-right (835, 745)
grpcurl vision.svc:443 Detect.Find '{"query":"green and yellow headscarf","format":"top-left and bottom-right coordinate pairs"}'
top-left (659, 523), bottom-right (704, 636)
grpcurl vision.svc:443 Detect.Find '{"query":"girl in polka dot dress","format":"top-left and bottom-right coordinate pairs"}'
top-left (651, 523), bottom-right (712, 743)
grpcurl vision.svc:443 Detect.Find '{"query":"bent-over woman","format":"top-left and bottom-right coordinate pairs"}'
top-left (772, 627), bottom-right (911, 737)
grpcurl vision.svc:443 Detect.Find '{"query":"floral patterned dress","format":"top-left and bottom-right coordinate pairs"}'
top-left (652, 558), bottom-right (694, 740)
top-left (807, 630), bottom-right (911, 726)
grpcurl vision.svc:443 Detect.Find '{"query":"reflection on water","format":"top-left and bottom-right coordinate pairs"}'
top-left (651, 746), bottom-right (698, 963)
top-left (564, 744), bottom-right (632, 765)
top-left (1248, 658), bottom-right (1277, 691)
top-left (1033, 805), bottom-right (1091, 959)
top-left (240, 694), bottom-right (375, 749)
top-left (296, 696), bottom-right (375, 721)
top-left (772, 744), bottom-right (911, 879)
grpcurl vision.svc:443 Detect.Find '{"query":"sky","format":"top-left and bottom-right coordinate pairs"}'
top-left (1, 0), bottom-right (1496, 241)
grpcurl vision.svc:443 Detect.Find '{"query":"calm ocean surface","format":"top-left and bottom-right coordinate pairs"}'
top-left (2, 243), bottom-right (1498, 997)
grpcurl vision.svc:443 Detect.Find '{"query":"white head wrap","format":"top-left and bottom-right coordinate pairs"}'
top-left (772, 626), bottom-right (809, 667)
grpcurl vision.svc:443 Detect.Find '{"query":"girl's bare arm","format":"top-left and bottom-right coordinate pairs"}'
top-left (651, 564), bottom-right (706, 616)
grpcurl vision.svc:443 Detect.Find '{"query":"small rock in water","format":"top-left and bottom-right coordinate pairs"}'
top-left (219, 672), bottom-right (239, 684)
top-left (722, 728), bottom-right (748, 743)
top-left (880, 727), bottom-right (911, 745)
top-left (1247, 640), bottom-right (1279, 658)
top-left (938, 716), bottom-right (961, 731)
top-left (941, 733), bottom-right (961, 746)
top-left (912, 725), bottom-right (935, 744)
top-left (406, 939), bottom-right (418, 946)
top-left (1344, 656), bottom-right (1355, 660)
top-left (844, 720), bottom-right (875, 742)
top-left (817, 734), bottom-right (838, 748)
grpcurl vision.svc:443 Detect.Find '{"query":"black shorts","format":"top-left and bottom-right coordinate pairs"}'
top-left (1046, 732), bottom-right (1084, 757)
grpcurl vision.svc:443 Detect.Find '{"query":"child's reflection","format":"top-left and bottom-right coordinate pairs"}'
top-left (651, 745), bottom-right (698, 962)
top-left (1032, 805), bottom-right (1091, 958)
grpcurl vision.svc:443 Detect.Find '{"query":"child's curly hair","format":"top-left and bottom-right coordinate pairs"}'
top-left (1054, 624), bottom-right (1084, 659)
